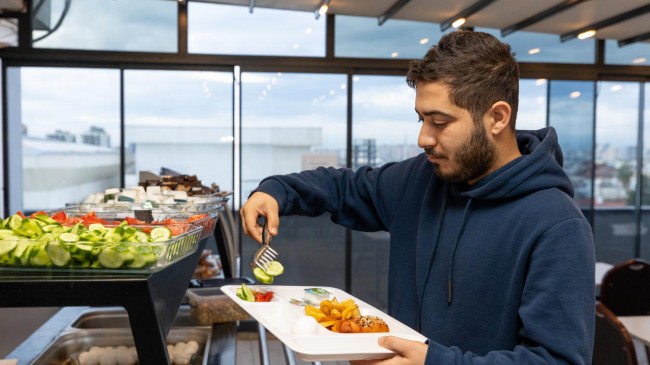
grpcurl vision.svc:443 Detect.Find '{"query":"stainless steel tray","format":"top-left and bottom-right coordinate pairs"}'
top-left (30, 327), bottom-right (211, 365)
top-left (68, 306), bottom-right (208, 329)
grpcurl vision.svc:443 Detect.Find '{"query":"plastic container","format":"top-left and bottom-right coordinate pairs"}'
top-left (185, 287), bottom-right (251, 325)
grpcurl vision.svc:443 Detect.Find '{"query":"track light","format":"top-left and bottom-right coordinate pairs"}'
top-left (314, 0), bottom-right (331, 20)
top-left (577, 30), bottom-right (596, 40)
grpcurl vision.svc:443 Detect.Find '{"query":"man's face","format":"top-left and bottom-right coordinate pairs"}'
top-left (415, 81), bottom-right (496, 184)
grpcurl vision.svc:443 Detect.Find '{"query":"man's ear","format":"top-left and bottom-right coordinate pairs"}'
top-left (487, 101), bottom-right (512, 135)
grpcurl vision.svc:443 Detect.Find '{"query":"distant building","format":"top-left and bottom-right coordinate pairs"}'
top-left (81, 126), bottom-right (111, 147)
top-left (46, 129), bottom-right (76, 143)
top-left (353, 138), bottom-right (377, 169)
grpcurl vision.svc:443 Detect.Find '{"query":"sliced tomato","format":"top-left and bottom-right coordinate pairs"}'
top-left (166, 225), bottom-right (185, 236)
top-left (254, 292), bottom-right (264, 302)
top-left (51, 211), bottom-right (68, 223)
top-left (124, 217), bottom-right (146, 225)
top-left (187, 214), bottom-right (207, 222)
top-left (261, 291), bottom-right (274, 302)
top-left (16, 211), bottom-right (26, 219)
top-left (29, 211), bottom-right (48, 219)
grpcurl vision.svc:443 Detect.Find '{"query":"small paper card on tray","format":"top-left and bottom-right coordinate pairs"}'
top-left (220, 285), bottom-right (427, 361)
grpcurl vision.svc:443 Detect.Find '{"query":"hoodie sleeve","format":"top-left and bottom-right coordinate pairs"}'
top-left (253, 157), bottom-right (419, 232)
top-left (424, 217), bottom-right (596, 365)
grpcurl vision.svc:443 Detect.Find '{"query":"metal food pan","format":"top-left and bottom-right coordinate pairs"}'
top-left (30, 327), bottom-right (211, 365)
top-left (68, 306), bottom-right (208, 330)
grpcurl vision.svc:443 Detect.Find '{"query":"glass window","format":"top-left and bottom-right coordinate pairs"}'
top-left (351, 75), bottom-right (419, 169)
top-left (240, 72), bottom-right (347, 289)
top-left (32, 0), bottom-right (177, 52)
top-left (478, 28), bottom-right (596, 64)
top-left (518, 79), bottom-right (547, 130)
top-left (336, 15), bottom-right (451, 59)
top-left (124, 70), bottom-right (234, 193)
top-left (16, 67), bottom-right (121, 211)
top-left (350, 75), bottom-right (417, 310)
top-left (549, 80), bottom-right (595, 210)
top-left (594, 81), bottom-right (640, 263)
top-left (188, 3), bottom-right (325, 57)
top-left (605, 40), bottom-right (650, 66)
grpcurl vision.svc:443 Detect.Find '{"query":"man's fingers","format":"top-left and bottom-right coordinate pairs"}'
top-left (240, 192), bottom-right (280, 243)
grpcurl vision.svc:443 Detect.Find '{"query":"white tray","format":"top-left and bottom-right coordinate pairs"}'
top-left (220, 285), bottom-right (427, 361)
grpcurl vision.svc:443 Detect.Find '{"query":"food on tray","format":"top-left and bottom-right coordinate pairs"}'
top-left (305, 297), bottom-right (365, 333)
top-left (72, 341), bottom-right (198, 365)
top-left (291, 315), bottom-right (320, 335)
top-left (303, 287), bottom-right (331, 303)
top-left (253, 260), bottom-right (284, 284)
top-left (339, 316), bottom-right (390, 333)
top-left (0, 211), bottom-right (196, 270)
top-left (235, 283), bottom-right (274, 302)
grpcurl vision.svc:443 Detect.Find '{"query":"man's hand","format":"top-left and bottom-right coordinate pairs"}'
top-left (240, 191), bottom-right (280, 243)
top-left (351, 336), bottom-right (428, 365)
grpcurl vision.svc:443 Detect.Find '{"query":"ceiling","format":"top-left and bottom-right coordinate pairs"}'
top-left (204, 0), bottom-right (650, 45)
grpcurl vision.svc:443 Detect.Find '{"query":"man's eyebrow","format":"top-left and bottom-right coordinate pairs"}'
top-left (415, 109), bottom-right (455, 119)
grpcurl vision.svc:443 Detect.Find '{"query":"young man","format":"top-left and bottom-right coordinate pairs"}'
top-left (240, 31), bottom-right (595, 365)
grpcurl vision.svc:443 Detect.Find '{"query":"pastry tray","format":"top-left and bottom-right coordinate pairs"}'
top-left (220, 285), bottom-right (427, 361)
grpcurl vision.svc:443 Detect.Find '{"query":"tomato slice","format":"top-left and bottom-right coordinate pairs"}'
top-left (29, 211), bottom-right (48, 219)
top-left (16, 211), bottom-right (26, 219)
top-left (262, 291), bottom-right (274, 302)
top-left (51, 211), bottom-right (68, 223)
top-left (124, 216), bottom-right (146, 225)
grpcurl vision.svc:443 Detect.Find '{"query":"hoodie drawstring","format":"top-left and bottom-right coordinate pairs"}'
top-left (447, 199), bottom-right (472, 304)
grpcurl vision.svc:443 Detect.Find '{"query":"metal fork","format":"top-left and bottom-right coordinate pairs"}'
top-left (250, 218), bottom-right (278, 271)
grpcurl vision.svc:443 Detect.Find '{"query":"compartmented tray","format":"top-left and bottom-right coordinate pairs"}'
top-left (221, 285), bottom-right (427, 361)
top-left (0, 222), bottom-right (203, 274)
top-left (30, 327), bottom-right (211, 365)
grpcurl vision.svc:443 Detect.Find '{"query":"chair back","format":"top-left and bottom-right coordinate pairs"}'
top-left (600, 258), bottom-right (650, 316)
top-left (593, 301), bottom-right (638, 365)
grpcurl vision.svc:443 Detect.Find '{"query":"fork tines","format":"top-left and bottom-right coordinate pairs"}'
top-left (255, 247), bottom-right (278, 271)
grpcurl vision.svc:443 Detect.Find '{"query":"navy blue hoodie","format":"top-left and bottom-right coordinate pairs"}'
top-left (255, 127), bottom-right (595, 364)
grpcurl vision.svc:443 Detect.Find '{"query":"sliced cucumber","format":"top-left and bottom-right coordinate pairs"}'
top-left (264, 261), bottom-right (284, 276)
top-left (150, 227), bottom-right (172, 241)
top-left (29, 245), bottom-right (52, 266)
top-left (253, 267), bottom-right (274, 284)
top-left (241, 283), bottom-right (256, 302)
top-left (88, 223), bottom-right (106, 232)
top-left (59, 232), bottom-right (79, 243)
top-left (0, 241), bottom-right (17, 257)
top-left (46, 242), bottom-right (71, 266)
top-left (98, 247), bottom-right (124, 268)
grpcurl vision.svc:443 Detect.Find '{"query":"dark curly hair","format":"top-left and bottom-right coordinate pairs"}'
top-left (406, 30), bottom-right (519, 130)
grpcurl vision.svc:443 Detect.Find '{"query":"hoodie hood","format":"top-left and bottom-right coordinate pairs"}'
top-left (460, 127), bottom-right (574, 201)
top-left (416, 127), bottom-right (574, 310)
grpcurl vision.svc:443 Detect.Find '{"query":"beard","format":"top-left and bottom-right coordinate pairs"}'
top-left (425, 124), bottom-right (496, 183)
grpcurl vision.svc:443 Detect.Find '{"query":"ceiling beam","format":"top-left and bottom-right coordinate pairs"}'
top-left (500, 0), bottom-right (589, 37)
top-left (440, 0), bottom-right (499, 31)
top-left (378, 0), bottom-right (412, 26)
top-left (560, 4), bottom-right (650, 42)
top-left (618, 31), bottom-right (650, 47)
